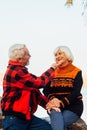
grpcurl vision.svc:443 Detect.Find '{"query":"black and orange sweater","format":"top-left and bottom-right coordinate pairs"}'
top-left (43, 63), bottom-right (83, 117)
top-left (1, 60), bottom-right (55, 120)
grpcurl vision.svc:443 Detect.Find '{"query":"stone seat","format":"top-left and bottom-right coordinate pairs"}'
top-left (67, 118), bottom-right (87, 130)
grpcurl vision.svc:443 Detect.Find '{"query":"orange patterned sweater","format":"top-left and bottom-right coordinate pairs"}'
top-left (43, 63), bottom-right (83, 117)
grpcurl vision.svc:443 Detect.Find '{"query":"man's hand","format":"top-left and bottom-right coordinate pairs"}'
top-left (51, 63), bottom-right (59, 69)
top-left (51, 59), bottom-right (64, 69)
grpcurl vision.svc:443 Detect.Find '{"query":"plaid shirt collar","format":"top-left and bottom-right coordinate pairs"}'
top-left (8, 60), bottom-right (23, 66)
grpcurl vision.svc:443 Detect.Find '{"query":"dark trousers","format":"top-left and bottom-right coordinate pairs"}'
top-left (2, 115), bottom-right (52, 130)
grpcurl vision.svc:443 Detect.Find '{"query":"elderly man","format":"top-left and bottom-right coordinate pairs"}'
top-left (1, 44), bottom-right (58, 130)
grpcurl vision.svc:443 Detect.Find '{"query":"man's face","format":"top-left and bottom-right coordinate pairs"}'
top-left (22, 48), bottom-right (31, 66)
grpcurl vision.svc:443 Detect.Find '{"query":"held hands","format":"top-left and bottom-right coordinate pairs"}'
top-left (46, 98), bottom-right (61, 114)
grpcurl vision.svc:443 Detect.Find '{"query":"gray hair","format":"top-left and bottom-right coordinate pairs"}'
top-left (8, 44), bottom-right (27, 61)
top-left (54, 46), bottom-right (74, 62)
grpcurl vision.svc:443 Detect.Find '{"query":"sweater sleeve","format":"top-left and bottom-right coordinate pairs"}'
top-left (60, 71), bottom-right (83, 108)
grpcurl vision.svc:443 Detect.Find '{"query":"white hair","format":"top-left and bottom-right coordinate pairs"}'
top-left (54, 46), bottom-right (74, 62)
top-left (8, 44), bottom-right (27, 61)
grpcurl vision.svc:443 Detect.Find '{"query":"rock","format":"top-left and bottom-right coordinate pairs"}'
top-left (0, 115), bottom-right (2, 129)
top-left (67, 118), bottom-right (87, 130)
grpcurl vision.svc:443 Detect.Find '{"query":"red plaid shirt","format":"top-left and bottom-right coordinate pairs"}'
top-left (1, 60), bottom-right (54, 120)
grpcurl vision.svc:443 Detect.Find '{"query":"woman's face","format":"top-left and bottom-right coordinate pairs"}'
top-left (54, 49), bottom-right (69, 67)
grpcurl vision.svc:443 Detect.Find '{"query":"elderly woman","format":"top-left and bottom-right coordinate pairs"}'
top-left (1, 43), bottom-right (58, 130)
top-left (43, 46), bottom-right (83, 130)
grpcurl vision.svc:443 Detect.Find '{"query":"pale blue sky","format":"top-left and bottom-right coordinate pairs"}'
top-left (0, 0), bottom-right (87, 75)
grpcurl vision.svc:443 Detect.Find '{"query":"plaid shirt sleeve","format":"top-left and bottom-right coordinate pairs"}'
top-left (4, 65), bottom-right (54, 90)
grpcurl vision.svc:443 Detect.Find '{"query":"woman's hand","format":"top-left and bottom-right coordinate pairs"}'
top-left (46, 98), bottom-right (61, 114)
top-left (49, 98), bottom-right (61, 107)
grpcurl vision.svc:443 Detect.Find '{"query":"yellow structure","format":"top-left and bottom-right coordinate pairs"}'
top-left (65, 0), bottom-right (73, 5)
